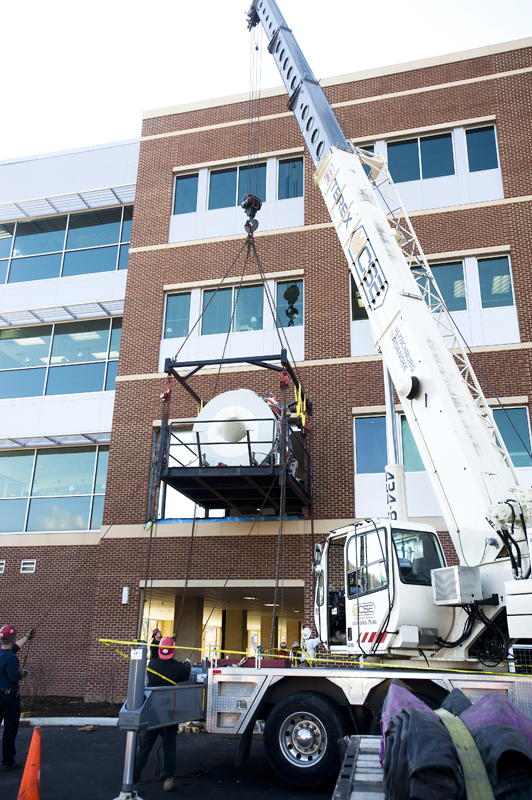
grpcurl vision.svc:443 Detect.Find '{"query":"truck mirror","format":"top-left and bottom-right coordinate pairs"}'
top-left (314, 543), bottom-right (322, 564)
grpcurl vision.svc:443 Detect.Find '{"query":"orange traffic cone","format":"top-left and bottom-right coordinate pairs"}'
top-left (17, 725), bottom-right (40, 800)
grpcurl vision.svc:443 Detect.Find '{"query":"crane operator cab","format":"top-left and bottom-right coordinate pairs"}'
top-left (314, 521), bottom-right (453, 658)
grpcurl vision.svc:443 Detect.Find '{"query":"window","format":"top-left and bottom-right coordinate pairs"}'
top-left (387, 133), bottom-right (454, 183)
top-left (0, 445), bottom-right (108, 533)
top-left (201, 285), bottom-right (264, 335)
top-left (346, 528), bottom-right (387, 597)
top-left (351, 274), bottom-right (368, 321)
top-left (402, 408), bottom-right (532, 472)
top-left (1, 205), bottom-right (132, 284)
top-left (401, 418), bottom-right (424, 472)
top-left (0, 317), bottom-right (121, 399)
top-left (20, 559), bottom-right (36, 573)
top-left (466, 126), bottom-right (498, 172)
top-left (278, 157), bottom-right (303, 199)
top-left (493, 408), bottom-right (532, 468)
top-left (174, 174), bottom-right (199, 215)
top-left (0, 560), bottom-right (5, 573)
top-left (165, 294), bottom-right (191, 338)
top-left (208, 164), bottom-right (266, 210)
top-left (392, 528), bottom-right (445, 585)
top-left (355, 417), bottom-right (386, 473)
top-left (276, 280), bottom-right (303, 328)
top-left (429, 262), bottom-right (467, 312)
top-left (478, 256), bottom-right (513, 308)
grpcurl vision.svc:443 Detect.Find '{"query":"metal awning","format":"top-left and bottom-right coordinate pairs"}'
top-left (0, 431), bottom-right (111, 450)
top-left (0, 184), bottom-right (135, 223)
top-left (0, 298), bottom-right (124, 328)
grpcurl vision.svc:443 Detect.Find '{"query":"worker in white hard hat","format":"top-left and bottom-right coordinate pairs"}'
top-left (299, 627), bottom-right (322, 667)
top-left (248, 316), bottom-right (259, 330)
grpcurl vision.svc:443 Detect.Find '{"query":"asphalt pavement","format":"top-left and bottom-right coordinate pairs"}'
top-left (1, 726), bottom-right (335, 800)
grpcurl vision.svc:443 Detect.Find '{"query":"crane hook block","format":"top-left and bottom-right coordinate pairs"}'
top-left (241, 192), bottom-right (262, 233)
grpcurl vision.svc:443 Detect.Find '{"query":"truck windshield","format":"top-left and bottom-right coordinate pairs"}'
top-left (391, 529), bottom-right (445, 585)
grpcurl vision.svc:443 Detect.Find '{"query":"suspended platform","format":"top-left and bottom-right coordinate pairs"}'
top-left (156, 352), bottom-right (313, 516)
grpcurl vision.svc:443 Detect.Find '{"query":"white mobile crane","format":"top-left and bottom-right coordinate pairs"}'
top-left (115, 3), bottom-right (532, 795)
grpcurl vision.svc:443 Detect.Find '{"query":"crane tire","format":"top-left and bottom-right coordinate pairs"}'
top-left (263, 691), bottom-right (346, 786)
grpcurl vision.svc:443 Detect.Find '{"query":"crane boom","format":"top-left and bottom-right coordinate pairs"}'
top-left (247, 0), bottom-right (532, 570)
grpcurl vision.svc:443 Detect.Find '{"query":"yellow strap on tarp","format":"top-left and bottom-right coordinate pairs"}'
top-left (434, 708), bottom-right (495, 800)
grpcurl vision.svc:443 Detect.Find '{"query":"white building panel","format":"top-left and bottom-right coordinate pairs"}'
top-left (0, 392), bottom-right (115, 440)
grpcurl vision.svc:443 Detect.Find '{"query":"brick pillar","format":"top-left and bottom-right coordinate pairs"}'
top-left (173, 595), bottom-right (204, 662)
top-left (260, 614), bottom-right (278, 652)
top-left (221, 609), bottom-right (248, 657)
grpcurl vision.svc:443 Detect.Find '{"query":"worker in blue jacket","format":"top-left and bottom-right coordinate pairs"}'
top-left (0, 624), bottom-right (34, 771)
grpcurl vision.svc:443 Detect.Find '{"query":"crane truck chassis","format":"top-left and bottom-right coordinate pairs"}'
top-left (114, 0), bottom-right (532, 795)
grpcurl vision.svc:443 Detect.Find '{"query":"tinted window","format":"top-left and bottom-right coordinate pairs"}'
top-left (105, 360), bottom-right (118, 391)
top-left (0, 499), bottom-right (27, 533)
top-left (493, 408), bottom-right (532, 468)
top-left (13, 216), bottom-right (67, 256)
top-left (32, 446), bottom-right (96, 496)
top-left (233, 285), bottom-right (263, 332)
top-left (238, 164), bottom-right (266, 204)
top-left (0, 450), bottom-right (34, 497)
top-left (0, 223), bottom-right (14, 259)
top-left (165, 294), bottom-right (191, 338)
top-left (355, 417), bottom-right (386, 473)
top-left (208, 169), bottom-right (237, 210)
top-left (401, 417), bottom-right (424, 472)
top-left (26, 496), bottom-right (91, 532)
top-left (276, 280), bottom-right (303, 328)
top-left (202, 288), bottom-right (232, 335)
top-left (45, 363), bottom-right (106, 395)
top-left (62, 246), bottom-right (118, 277)
top-left (478, 256), bottom-right (513, 308)
top-left (466, 126), bottom-right (499, 172)
top-left (431, 262), bottom-right (467, 312)
top-left (66, 208), bottom-right (121, 249)
top-left (90, 495), bottom-right (105, 530)
top-left (50, 320), bottom-right (110, 364)
top-left (0, 368), bottom-right (46, 399)
top-left (109, 319), bottom-right (121, 358)
top-left (346, 528), bottom-right (387, 597)
top-left (8, 253), bottom-right (62, 283)
top-left (387, 139), bottom-right (420, 183)
top-left (278, 157), bottom-right (304, 199)
top-left (0, 326), bottom-right (52, 370)
top-left (420, 133), bottom-right (454, 179)
top-left (121, 206), bottom-right (133, 241)
top-left (174, 174), bottom-right (199, 215)
top-left (118, 243), bottom-right (130, 270)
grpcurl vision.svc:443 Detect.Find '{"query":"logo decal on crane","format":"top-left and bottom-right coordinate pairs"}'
top-left (347, 225), bottom-right (388, 310)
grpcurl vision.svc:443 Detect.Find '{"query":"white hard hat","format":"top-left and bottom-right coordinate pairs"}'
top-left (302, 627), bottom-right (312, 640)
top-left (251, 317), bottom-right (257, 323)
top-left (292, 641), bottom-right (300, 648)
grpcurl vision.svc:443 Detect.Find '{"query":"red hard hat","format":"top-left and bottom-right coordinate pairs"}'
top-left (158, 637), bottom-right (175, 660)
top-left (0, 624), bottom-right (17, 644)
top-left (152, 628), bottom-right (161, 636)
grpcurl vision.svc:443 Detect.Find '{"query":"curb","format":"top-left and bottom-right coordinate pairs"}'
top-left (19, 717), bottom-right (119, 727)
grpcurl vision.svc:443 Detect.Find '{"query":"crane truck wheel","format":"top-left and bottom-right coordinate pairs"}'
top-left (263, 691), bottom-right (347, 786)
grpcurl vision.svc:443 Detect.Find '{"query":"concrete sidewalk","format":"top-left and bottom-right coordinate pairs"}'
top-left (1, 725), bottom-right (335, 800)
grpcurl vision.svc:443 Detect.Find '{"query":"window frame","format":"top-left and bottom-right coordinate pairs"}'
top-left (207, 163), bottom-right (267, 211)
top-left (0, 317), bottom-right (121, 399)
top-left (0, 205), bottom-right (132, 285)
top-left (200, 284), bottom-right (265, 336)
top-left (386, 131), bottom-right (456, 183)
top-left (0, 443), bottom-right (109, 534)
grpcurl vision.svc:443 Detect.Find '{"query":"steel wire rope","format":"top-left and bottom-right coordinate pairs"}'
top-left (211, 237), bottom-right (254, 400)
top-left (171, 237), bottom-right (250, 362)
top-left (173, 506), bottom-right (198, 639)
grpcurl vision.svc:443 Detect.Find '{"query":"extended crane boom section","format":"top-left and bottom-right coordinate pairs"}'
top-left (247, 0), bottom-right (350, 167)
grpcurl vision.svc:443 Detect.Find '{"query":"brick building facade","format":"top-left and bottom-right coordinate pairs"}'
top-left (2, 37), bottom-right (532, 699)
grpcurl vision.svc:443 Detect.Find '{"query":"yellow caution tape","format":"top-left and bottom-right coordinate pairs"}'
top-left (98, 639), bottom-right (522, 677)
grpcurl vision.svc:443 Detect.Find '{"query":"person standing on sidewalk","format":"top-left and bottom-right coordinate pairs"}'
top-left (134, 637), bottom-right (191, 792)
top-left (0, 624), bottom-right (34, 772)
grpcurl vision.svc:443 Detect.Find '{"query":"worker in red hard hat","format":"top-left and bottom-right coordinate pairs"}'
top-left (150, 628), bottom-right (163, 660)
top-left (134, 636), bottom-right (191, 792)
top-left (0, 624), bottom-right (35, 771)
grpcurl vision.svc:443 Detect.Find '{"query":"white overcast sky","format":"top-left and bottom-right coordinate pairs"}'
top-left (1, 0), bottom-right (531, 161)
